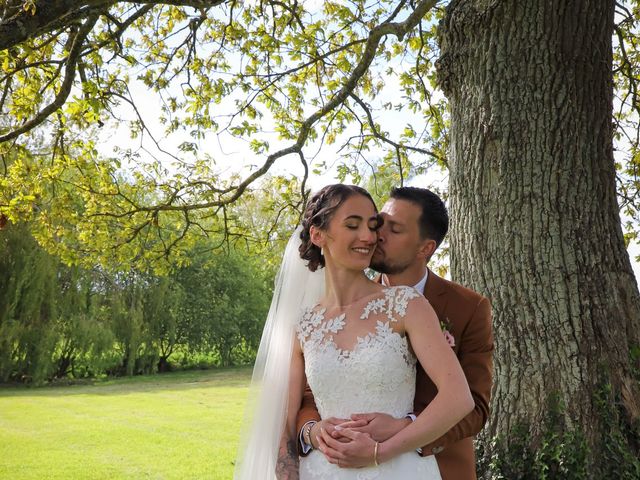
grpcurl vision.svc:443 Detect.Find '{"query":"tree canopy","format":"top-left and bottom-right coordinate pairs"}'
top-left (1, 0), bottom-right (451, 270)
top-left (1, 1), bottom-right (638, 269)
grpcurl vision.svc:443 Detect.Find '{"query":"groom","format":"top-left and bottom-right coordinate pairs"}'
top-left (296, 186), bottom-right (494, 479)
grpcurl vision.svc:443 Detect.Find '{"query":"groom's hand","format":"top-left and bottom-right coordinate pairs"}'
top-left (337, 412), bottom-right (410, 442)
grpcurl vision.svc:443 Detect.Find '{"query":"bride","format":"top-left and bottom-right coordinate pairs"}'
top-left (235, 184), bottom-right (473, 479)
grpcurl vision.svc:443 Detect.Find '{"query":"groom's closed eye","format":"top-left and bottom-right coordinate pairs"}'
top-left (385, 221), bottom-right (404, 234)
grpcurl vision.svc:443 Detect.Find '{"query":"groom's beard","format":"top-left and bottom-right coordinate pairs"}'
top-left (370, 249), bottom-right (412, 275)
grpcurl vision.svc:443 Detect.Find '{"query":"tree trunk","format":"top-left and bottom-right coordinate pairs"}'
top-left (437, 0), bottom-right (640, 475)
top-left (157, 355), bottom-right (172, 373)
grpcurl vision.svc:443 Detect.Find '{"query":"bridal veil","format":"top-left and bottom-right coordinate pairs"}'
top-left (234, 227), bottom-right (324, 479)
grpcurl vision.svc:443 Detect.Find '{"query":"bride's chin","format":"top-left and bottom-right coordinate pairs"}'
top-left (354, 259), bottom-right (374, 270)
top-left (341, 259), bottom-right (369, 271)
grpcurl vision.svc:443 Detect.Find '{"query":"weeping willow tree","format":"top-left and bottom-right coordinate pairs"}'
top-left (1, 0), bottom-right (639, 476)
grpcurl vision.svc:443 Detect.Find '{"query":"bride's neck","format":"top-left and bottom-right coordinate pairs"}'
top-left (322, 266), bottom-right (377, 308)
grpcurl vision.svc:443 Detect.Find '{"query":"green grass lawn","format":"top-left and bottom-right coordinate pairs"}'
top-left (0, 367), bottom-right (252, 480)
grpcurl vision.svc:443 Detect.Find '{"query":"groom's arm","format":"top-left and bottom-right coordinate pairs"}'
top-left (296, 383), bottom-right (321, 456)
top-left (419, 296), bottom-right (493, 455)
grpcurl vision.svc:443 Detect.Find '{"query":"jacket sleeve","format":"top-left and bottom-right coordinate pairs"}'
top-left (296, 382), bottom-right (321, 456)
top-left (421, 296), bottom-right (494, 454)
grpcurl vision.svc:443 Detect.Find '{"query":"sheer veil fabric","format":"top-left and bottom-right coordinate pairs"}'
top-left (234, 228), bottom-right (324, 480)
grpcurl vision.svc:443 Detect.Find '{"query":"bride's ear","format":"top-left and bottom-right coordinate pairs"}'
top-left (309, 225), bottom-right (324, 249)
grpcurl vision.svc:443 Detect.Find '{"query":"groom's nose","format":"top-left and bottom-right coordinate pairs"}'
top-left (376, 226), bottom-right (387, 243)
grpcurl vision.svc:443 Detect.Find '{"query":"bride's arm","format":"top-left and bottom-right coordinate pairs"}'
top-left (276, 340), bottom-right (306, 479)
top-left (377, 297), bottom-right (474, 462)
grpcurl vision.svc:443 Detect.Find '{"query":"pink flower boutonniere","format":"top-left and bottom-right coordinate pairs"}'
top-left (440, 318), bottom-right (455, 348)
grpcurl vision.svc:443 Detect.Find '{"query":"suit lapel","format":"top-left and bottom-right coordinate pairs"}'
top-left (423, 268), bottom-right (449, 320)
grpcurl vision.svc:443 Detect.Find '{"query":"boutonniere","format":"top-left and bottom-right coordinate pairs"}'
top-left (440, 317), bottom-right (455, 347)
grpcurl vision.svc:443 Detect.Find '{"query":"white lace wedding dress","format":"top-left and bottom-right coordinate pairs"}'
top-left (296, 286), bottom-right (441, 480)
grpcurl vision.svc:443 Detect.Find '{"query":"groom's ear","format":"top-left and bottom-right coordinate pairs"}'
top-left (418, 238), bottom-right (437, 262)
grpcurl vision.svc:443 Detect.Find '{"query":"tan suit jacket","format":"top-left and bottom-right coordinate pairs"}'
top-left (296, 269), bottom-right (494, 480)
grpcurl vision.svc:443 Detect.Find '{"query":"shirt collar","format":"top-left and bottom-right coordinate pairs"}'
top-left (381, 269), bottom-right (429, 293)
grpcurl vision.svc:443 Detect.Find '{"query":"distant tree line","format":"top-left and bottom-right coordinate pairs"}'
top-left (0, 222), bottom-right (273, 384)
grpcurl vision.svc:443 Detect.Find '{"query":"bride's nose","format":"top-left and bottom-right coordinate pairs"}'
top-left (360, 225), bottom-right (377, 244)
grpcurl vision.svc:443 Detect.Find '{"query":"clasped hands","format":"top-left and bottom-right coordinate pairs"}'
top-left (310, 413), bottom-right (411, 468)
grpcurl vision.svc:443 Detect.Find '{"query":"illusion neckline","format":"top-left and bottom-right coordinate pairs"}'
top-left (314, 286), bottom-right (394, 311)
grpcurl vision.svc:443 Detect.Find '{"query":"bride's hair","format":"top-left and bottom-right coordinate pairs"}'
top-left (299, 184), bottom-right (377, 271)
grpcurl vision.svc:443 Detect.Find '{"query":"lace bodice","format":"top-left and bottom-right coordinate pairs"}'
top-left (297, 286), bottom-right (421, 420)
top-left (297, 286), bottom-right (441, 480)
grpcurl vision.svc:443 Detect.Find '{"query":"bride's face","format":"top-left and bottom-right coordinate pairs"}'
top-left (320, 194), bottom-right (379, 271)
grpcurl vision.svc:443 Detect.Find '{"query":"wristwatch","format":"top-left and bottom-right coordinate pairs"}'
top-left (303, 421), bottom-right (317, 449)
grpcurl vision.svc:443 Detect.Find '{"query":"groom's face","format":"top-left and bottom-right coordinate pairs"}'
top-left (370, 198), bottom-right (426, 274)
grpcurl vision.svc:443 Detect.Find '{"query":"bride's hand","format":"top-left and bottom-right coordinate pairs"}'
top-left (310, 417), bottom-right (366, 446)
top-left (316, 426), bottom-right (377, 468)
top-left (338, 412), bottom-right (411, 442)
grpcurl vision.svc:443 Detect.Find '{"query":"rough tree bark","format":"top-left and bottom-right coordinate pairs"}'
top-left (437, 0), bottom-right (640, 472)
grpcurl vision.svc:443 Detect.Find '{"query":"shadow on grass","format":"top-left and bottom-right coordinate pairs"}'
top-left (0, 366), bottom-right (253, 398)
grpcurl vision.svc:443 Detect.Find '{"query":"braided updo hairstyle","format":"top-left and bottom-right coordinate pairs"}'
top-left (299, 184), bottom-right (378, 271)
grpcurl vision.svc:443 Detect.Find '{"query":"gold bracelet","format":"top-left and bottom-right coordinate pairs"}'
top-left (374, 441), bottom-right (379, 466)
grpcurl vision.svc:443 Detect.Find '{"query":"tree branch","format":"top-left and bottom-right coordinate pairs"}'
top-left (0, 13), bottom-right (99, 144)
top-left (349, 93), bottom-right (444, 161)
top-left (0, 1), bottom-right (110, 51)
top-left (0, 1), bottom-right (234, 51)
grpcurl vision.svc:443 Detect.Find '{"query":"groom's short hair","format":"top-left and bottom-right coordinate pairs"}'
top-left (390, 187), bottom-right (448, 247)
